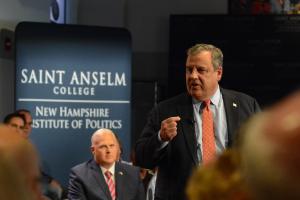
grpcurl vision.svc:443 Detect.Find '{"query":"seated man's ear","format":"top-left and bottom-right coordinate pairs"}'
top-left (90, 146), bottom-right (95, 154)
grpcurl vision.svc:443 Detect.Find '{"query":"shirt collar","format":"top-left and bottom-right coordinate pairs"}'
top-left (211, 85), bottom-right (221, 107)
top-left (100, 162), bottom-right (116, 176)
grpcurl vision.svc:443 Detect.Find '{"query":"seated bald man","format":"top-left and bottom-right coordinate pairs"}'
top-left (68, 128), bottom-right (145, 200)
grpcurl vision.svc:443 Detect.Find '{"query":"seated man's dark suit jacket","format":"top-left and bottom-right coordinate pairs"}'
top-left (135, 88), bottom-right (260, 200)
top-left (68, 159), bottom-right (145, 200)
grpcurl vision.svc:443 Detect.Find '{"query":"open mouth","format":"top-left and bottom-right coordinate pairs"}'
top-left (190, 82), bottom-right (201, 89)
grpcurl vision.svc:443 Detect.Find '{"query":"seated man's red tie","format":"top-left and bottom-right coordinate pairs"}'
top-left (105, 171), bottom-right (116, 200)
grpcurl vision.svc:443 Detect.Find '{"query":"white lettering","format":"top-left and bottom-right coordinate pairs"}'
top-left (85, 119), bottom-right (122, 129)
top-left (59, 107), bottom-right (109, 118)
top-left (53, 86), bottom-right (95, 96)
top-left (35, 106), bottom-right (57, 117)
top-left (32, 119), bottom-right (69, 129)
top-left (115, 73), bottom-right (126, 86)
top-left (69, 71), bottom-right (126, 86)
top-left (20, 69), bottom-right (65, 84)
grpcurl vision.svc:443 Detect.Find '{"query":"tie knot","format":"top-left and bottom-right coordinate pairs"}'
top-left (105, 171), bottom-right (112, 178)
top-left (203, 100), bottom-right (211, 107)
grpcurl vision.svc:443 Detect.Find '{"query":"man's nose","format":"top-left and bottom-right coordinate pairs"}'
top-left (190, 68), bottom-right (198, 78)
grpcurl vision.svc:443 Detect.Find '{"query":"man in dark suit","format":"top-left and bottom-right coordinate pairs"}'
top-left (68, 128), bottom-right (145, 200)
top-left (135, 43), bottom-right (260, 200)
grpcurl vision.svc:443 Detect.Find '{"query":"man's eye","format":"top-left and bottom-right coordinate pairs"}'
top-left (186, 68), bottom-right (193, 73)
top-left (197, 68), bottom-right (209, 74)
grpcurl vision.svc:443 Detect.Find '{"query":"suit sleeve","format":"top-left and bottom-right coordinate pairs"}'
top-left (68, 169), bottom-right (87, 200)
top-left (135, 105), bottom-right (168, 169)
top-left (134, 168), bottom-right (146, 200)
top-left (253, 97), bottom-right (261, 113)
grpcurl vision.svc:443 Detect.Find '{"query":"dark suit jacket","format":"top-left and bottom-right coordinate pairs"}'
top-left (135, 88), bottom-right (260, 200)
top-left (68, 160), bottom-right (145, 200)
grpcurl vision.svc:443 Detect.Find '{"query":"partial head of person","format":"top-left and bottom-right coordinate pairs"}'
top-left (186, 149), bottom-right (252, 200)
top-left (3, 112), bottom-right (26, 137)
top-left (0, 125), bottom-right (43, 200)
top-left (16, 109), bottom-right (33, 139)
top-left (186, 43), bottom-right (223, 101)
top-left (239, 90), bottom-right (300, 200)
top-left (0, 150), bottom-right (35, 200)
top-left (90, 128), bottom-right (121, 169)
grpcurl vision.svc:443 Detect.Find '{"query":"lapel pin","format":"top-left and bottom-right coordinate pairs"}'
top-left (233, 103), bottom-right (237, 108)
top-left (119, 171), bottom-right (123, 175)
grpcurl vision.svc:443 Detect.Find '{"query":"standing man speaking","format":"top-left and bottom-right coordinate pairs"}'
top-left (135, 44), bottom-right (260, 200)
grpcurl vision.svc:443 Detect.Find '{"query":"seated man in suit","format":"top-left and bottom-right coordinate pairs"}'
top-left (68, 128), bottom-right (145, 200)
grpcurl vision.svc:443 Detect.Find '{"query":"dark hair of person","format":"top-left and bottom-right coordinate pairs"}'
top-left (3, 113), bottom-right (26, 124)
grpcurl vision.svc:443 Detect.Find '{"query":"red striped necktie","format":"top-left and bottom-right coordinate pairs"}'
top-left (105, 171), bottom-right (116, 200)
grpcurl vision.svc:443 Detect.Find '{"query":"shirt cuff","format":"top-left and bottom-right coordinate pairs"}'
top-left (158, 131), bottom-right (168, 149)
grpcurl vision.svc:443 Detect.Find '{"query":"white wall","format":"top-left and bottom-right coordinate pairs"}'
top-left (0, 0), bottom-right (50, 29)
top-left (0, 0), bottom-right (50, 119)
top-left (77, 0), bottom-right (125, 27)
top-left (77, 0), bottom-right (227, 81)
top-left (0, 58), bottom-right (14, 118)
top-left (77, 0), bottom-right (227, 52)
top-left (126, 0), bottom-right (227, 52)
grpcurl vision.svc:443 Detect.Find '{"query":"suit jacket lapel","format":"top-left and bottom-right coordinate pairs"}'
top-left (90, 160), bottom-right (112, 200)
top-left (115, 163), bottom-right (125, 200)
top-left (221, 88), bottom-right (239, 147)
top-left (177, 94), bottom-right (198, 165)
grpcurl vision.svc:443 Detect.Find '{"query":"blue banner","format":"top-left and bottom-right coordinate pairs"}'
top-left (15, 22), bottom-right (131, 186)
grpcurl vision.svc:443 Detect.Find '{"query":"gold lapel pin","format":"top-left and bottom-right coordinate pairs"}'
top-left (233, 103), bottom-right (237, 108)
top-left (119, 172), bottom-right (123, 175)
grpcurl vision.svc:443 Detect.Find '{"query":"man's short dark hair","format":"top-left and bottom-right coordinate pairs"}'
top-left (3, 113), bottom-right (26, 124)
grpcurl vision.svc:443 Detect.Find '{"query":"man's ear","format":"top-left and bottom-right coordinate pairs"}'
top-left (90, 146), bottom-right (95, 154)
top-left (216, 66), bottom-right (223, 81)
